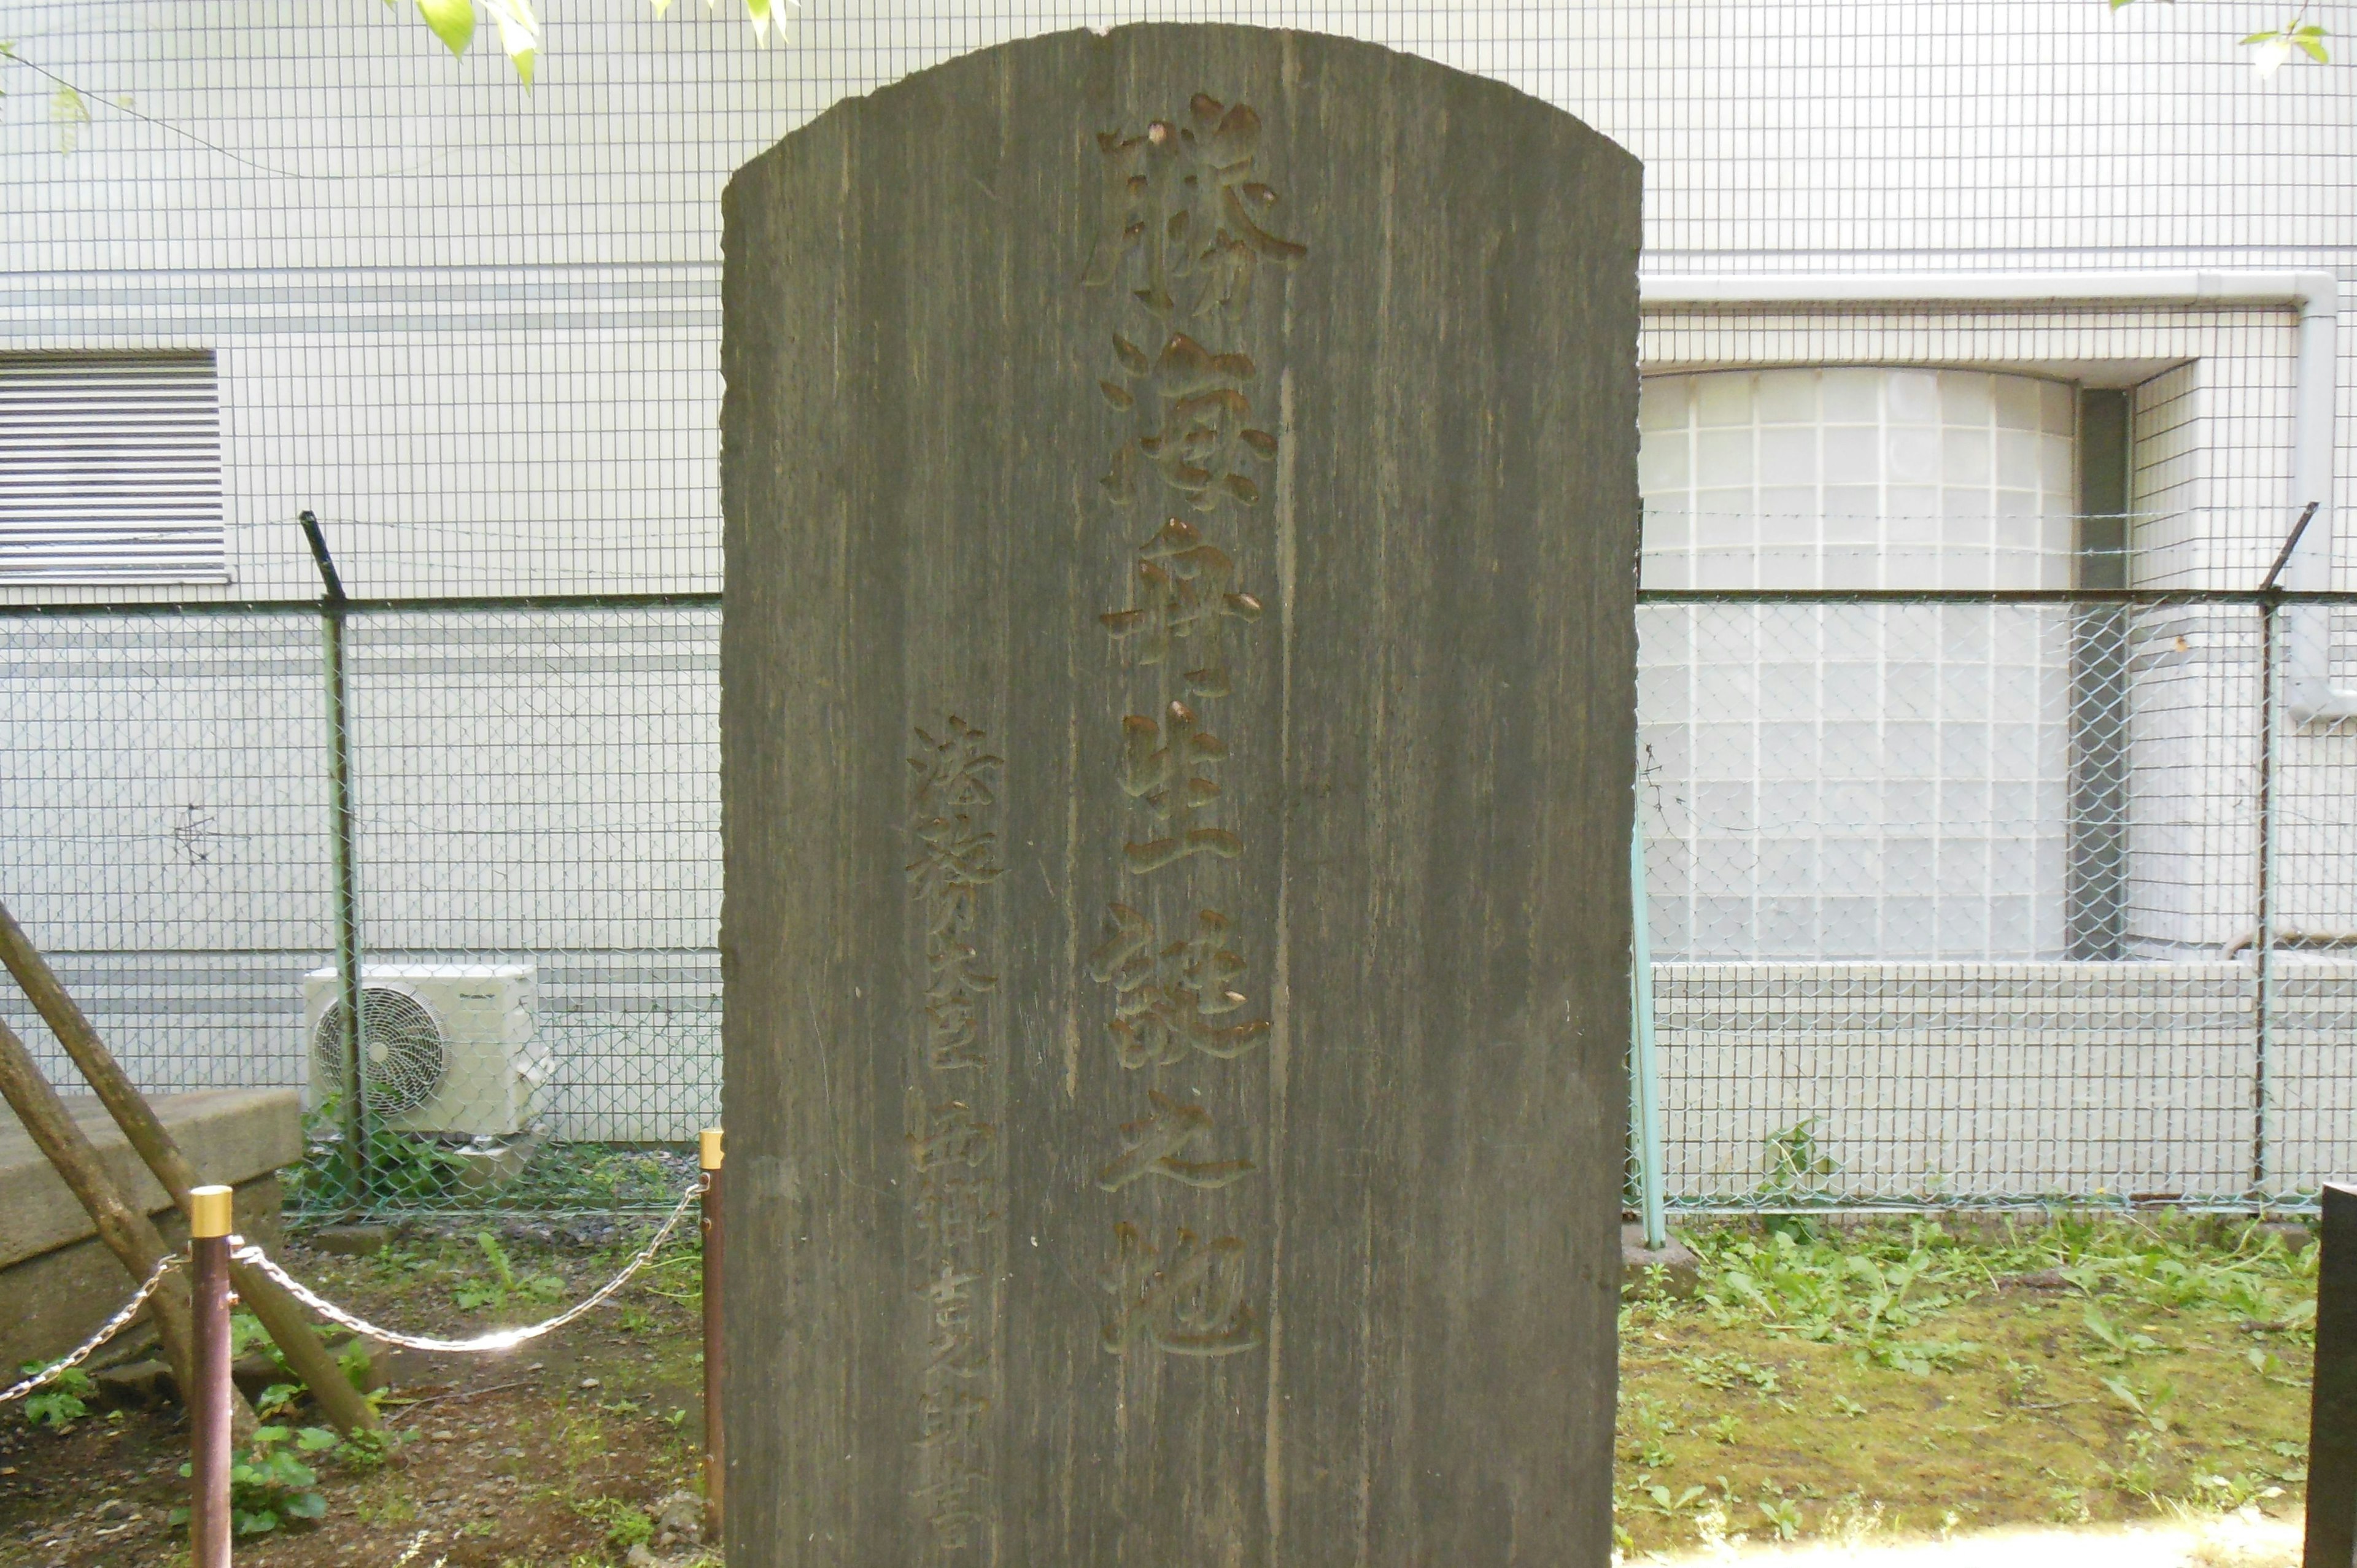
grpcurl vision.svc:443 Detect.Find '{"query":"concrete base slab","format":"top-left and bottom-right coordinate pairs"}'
top-left (1623, 1223), bottom-right (1703, 1299)
top-left (0, 1089), bottom-right (300, 1375)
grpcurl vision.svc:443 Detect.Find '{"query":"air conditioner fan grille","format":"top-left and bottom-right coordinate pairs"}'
top-left (310, 987), bottom-right (446, 1117)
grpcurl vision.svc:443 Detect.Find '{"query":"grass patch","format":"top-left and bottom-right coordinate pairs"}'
top-left (1617, 1212), bottom-right (2316, 1556)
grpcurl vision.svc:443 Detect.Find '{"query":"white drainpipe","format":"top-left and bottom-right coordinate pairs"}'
top-left (1638, 271), bottom-right (2348, 719)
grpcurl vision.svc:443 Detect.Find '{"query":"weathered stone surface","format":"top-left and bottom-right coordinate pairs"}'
top-left (721, 23), bottom-right (1638, 1566)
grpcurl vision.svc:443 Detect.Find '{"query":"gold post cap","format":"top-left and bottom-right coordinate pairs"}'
top-left (699, 1129), bottom-right (724, 1170)
top-left (189, 1185), bottom-right (234, 1238)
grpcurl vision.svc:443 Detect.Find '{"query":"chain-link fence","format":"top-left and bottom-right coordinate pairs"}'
top-left (6, 525), bottom-right (2351, 1215)
top-left (0, 523), bottom-right (720, 1213)
top-left (1634, 582), bottom-right (2357, 1211)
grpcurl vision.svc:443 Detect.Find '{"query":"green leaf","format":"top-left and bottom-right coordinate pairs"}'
top-left (480, 0), bottom-right (539, 84)
top-left (745, 0), bottom-right (775, 45)
top-left (49, 83), bottom-right (89, 155)
top-left (415, 0), bottom-right (476, 60)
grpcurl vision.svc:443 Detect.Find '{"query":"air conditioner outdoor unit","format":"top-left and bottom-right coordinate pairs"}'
top-left (302, 964), bottom-right (549, 1138)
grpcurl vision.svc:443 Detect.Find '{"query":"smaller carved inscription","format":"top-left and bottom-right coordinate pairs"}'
top-left (923, 1261), bottom-right (991, 1380)
top-left (1099, 1222), bottom-right (1262, 1357)
top-left (909, 1097), bottom-right (1001, 1254)
top-left (1096, 1088), bottom-right (1255, 1191)
top-left (905, 717), bottom-right (1004, 1551)
top-left (912, 1469), bottom-right (989, 1553)
top-left (1085, 904), bottom-right (1272, 1068)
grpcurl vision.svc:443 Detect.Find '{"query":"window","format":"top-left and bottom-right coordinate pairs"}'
top-left (1640, 367), bottom-right (2077, 591)
top-left (1637, 368), bottom-right (2079, 960)
top-left (0, 353), bottom-right (225, 584)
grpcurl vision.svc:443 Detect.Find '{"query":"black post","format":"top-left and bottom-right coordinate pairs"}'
top-left (2253, 504), bottom-right (2316, 1199)
top-left (2307, 1183), bottom-right (2356, 1568)
top-left (300, 512), bottom-right (367, 1208)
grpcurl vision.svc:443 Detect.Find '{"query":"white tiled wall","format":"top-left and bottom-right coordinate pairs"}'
top-left (2, 0), bottom-right (2354, 1156)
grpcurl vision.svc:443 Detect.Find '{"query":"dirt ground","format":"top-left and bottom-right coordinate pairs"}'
top-left (0, 1210), bottom-right (2322, 1567)
top-left (0, 1215), bottom-right (714, 1568)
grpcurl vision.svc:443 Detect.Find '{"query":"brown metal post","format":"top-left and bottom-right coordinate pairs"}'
top-left (189, 1184), bottom-right (235, 1568)
top-left (700, 1128), bottom-right (724, 1537)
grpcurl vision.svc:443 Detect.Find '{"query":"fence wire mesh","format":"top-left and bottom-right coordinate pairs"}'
top-left (0, 561), bottom-right (721, 1213)
top-left (1635, 585), bottom-right (2357, 1210)
top-left (1, 0), bottom-right (2353, 1213)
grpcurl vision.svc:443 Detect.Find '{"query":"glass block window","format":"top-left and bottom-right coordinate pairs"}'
top-left (1637, 368), bottom-right (2075, 961)
top-left (1639, 367), bottom-right (2078, 592)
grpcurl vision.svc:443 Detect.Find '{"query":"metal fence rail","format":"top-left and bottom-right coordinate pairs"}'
top-left (1, 550), bottom-right (2352, 1212)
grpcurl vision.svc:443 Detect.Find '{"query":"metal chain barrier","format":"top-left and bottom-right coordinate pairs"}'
top-left (229, 1180), bottom-right (700, 1354)
top-left (0, 1253), bottom-right (182, 1405)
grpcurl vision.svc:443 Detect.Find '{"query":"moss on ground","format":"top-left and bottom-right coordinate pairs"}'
top-left (1617, 1214), bottom-right (2318, 1557)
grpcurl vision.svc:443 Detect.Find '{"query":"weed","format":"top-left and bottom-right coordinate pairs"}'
top-left (455, 1230), bottom-right (566, 1313)
top-left (575, 1494), bottom-right (656, 1549)
top-left (174, 1424), bottom-right (336, 1535)
top-left (1673, 1351), bottom-right (1782, 1396)
top-left (1628, 1436), bottom-right (1677, 1469)
top-left (290, 1100), bottom-right (472, 1209)
top-left (17, 1364), bottom-right (93, 1431)
top-left (2082, 1303), bottom-right (2161, 1362)
top-left (1758, 1497), bottom-right (1803, 1540)
top-left (1638, 1481), bottom-right (1706, 1517)
top-left (1758, 1117), bottom-right (1840, 1204)
top-left (332, 1425), bottom-right (403, 1473)
top-left (1863, 1338), bottom-right (1979, 1375)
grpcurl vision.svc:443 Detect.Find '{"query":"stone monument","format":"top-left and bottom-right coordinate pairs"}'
top-left (719, 23), bottom-right (1639, 1565)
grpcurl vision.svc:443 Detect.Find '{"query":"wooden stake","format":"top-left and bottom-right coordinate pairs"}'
top-left (0, 902), bottom-right (378, 1435)
top-left (0, 1013), bottom-right (254, 1439)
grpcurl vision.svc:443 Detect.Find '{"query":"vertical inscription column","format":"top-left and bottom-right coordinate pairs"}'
top-left (1080, 98), bottom-right (1302, 1361)
top-left (905, 719), bottom-right (1005, 1554)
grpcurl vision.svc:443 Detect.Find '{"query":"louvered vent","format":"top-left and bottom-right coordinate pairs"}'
top-left (0, 353), bottom-right (226, 582)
